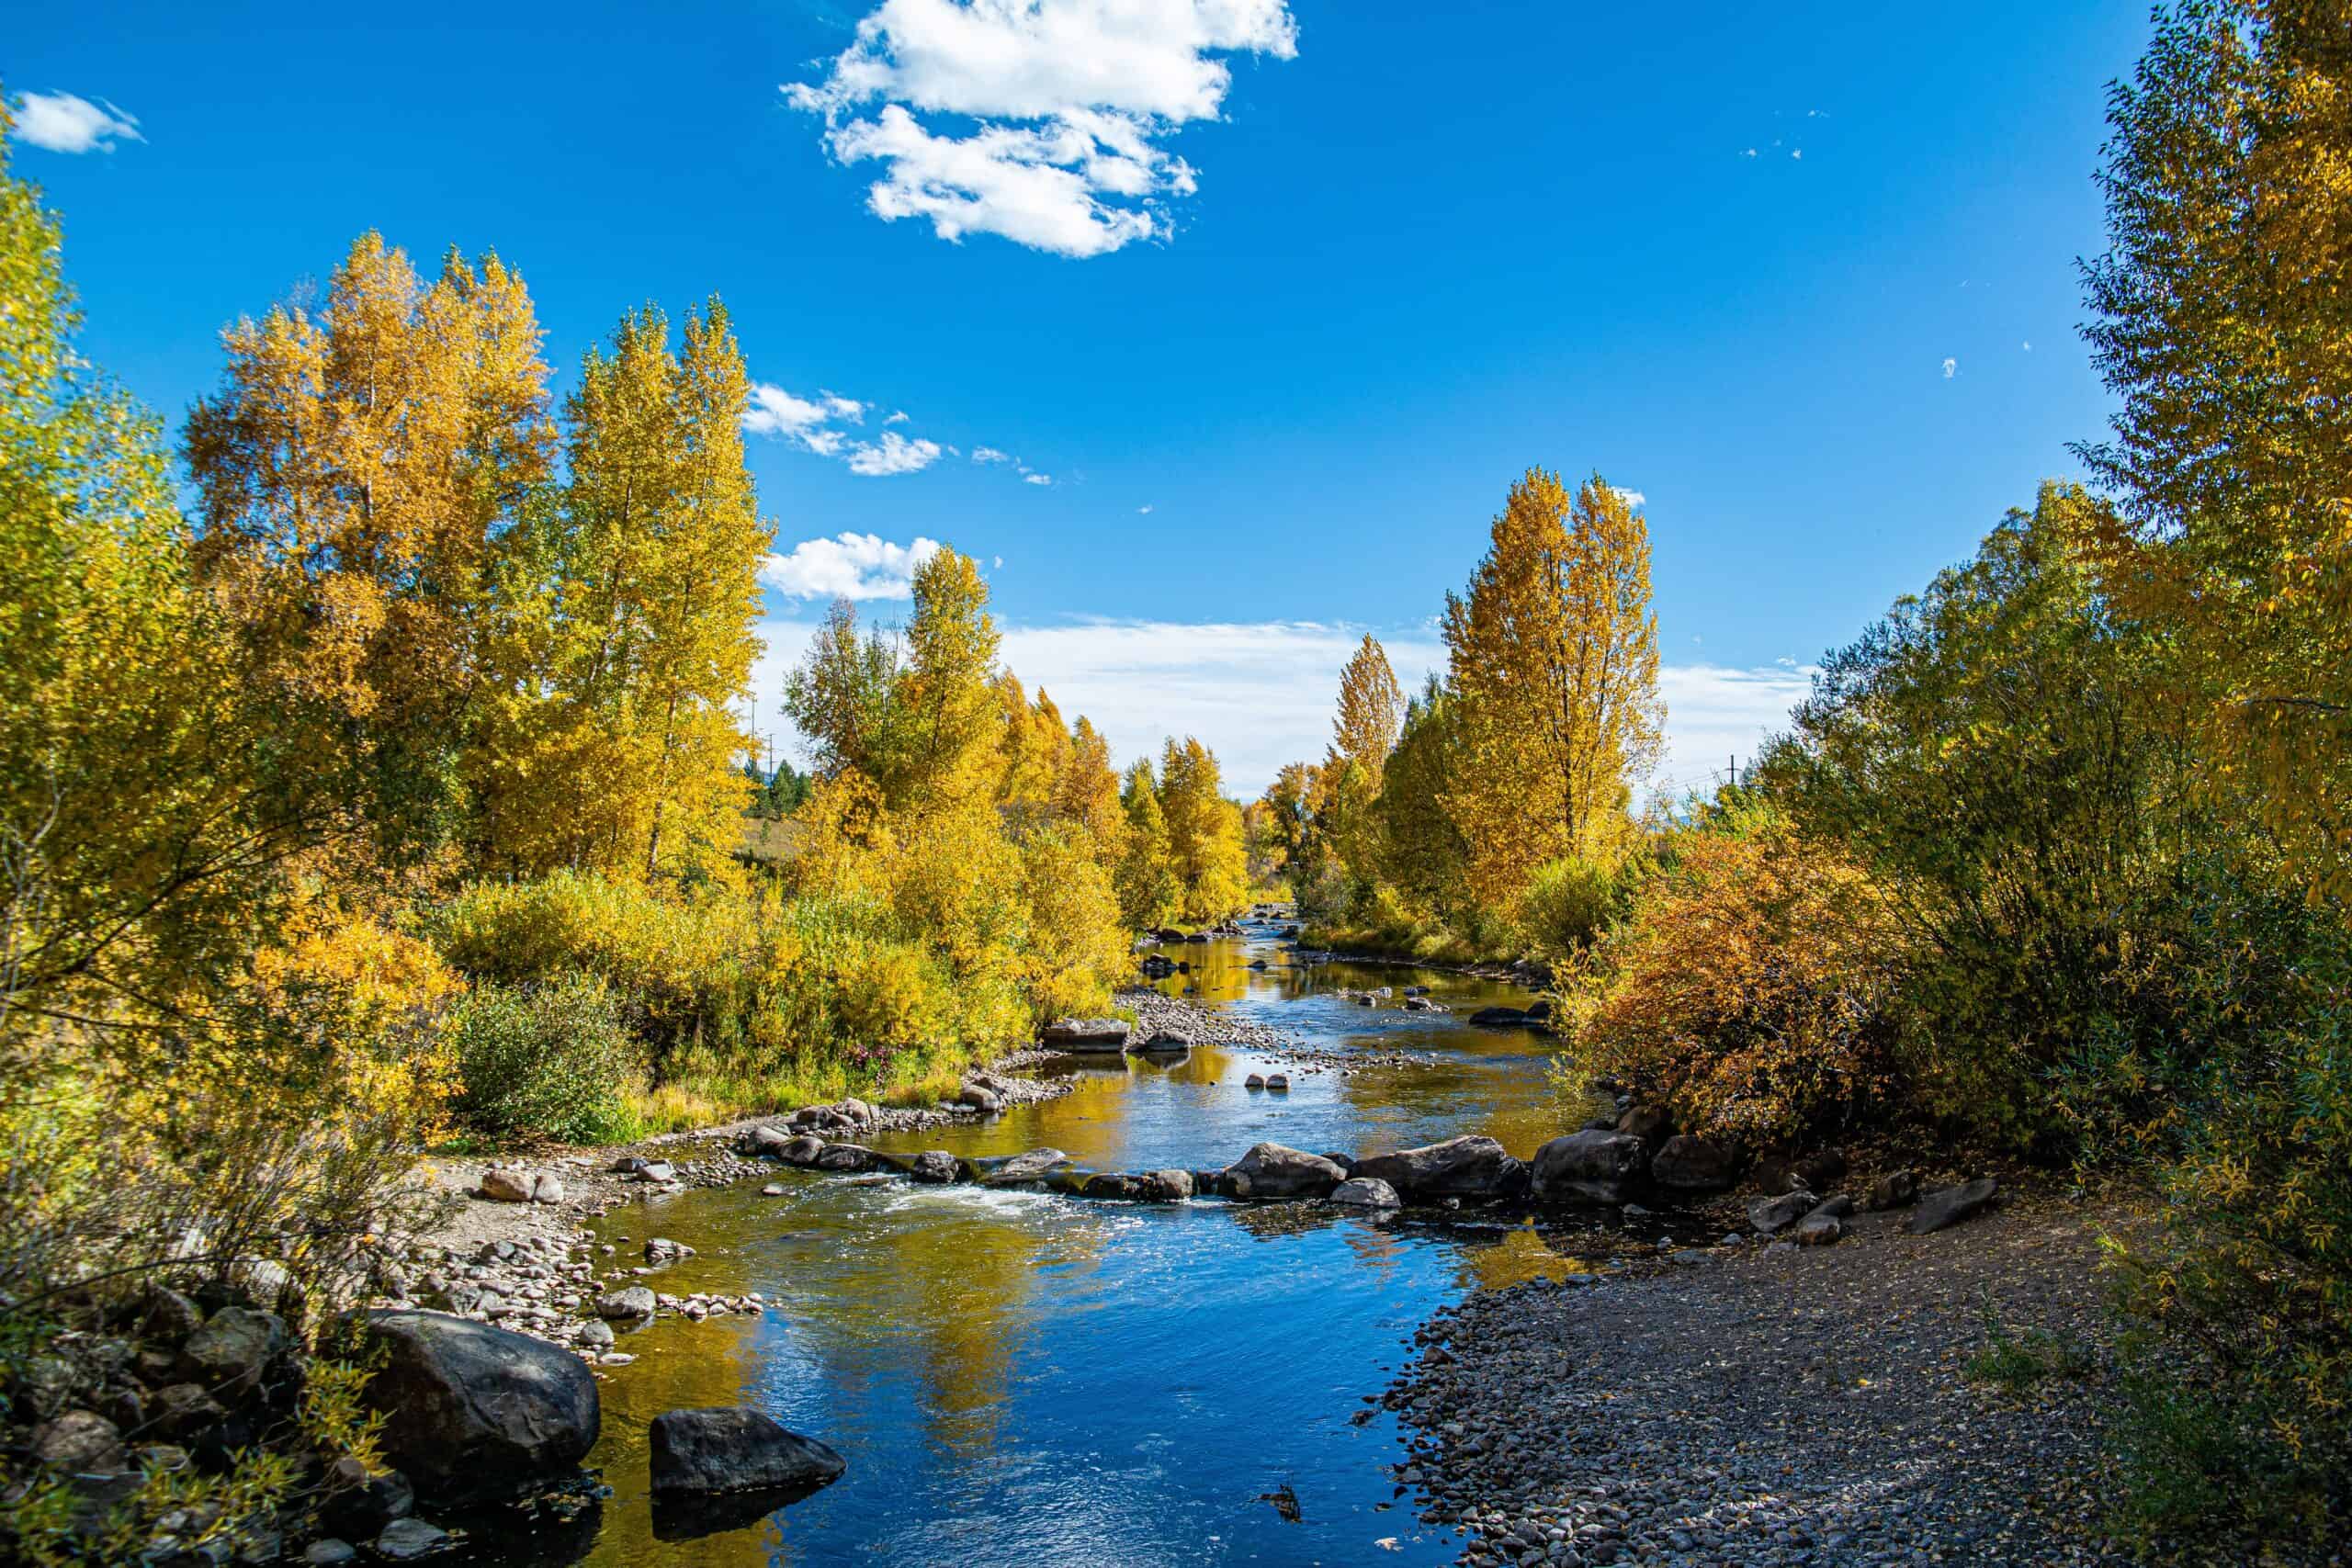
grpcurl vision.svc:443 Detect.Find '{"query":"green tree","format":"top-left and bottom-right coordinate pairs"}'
top-left (2077, 0), bottom-right (2352, 886)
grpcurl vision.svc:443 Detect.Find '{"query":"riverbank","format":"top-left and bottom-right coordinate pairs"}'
top-left (383, 1052), bottom-right (1077, 1359)
top-left (1385, 1189), bottom-right (2327, 1568)
top-left (1295, 921), bottom-right (1549, 987)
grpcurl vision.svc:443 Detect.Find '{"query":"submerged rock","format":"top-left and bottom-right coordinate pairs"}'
top-left (983, 1148), bottom-right (1069, 1184)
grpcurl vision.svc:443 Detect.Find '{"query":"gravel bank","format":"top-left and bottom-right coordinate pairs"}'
top-left (1383, 1194), bottom-right (2319, 1568)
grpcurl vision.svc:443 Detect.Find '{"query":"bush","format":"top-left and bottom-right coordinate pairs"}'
top-left (445, 975), bottom-right (643, 1145)
top-left (1519, 855), bottom-right (1621, 957)
top-left (1563, 804), bottom-right (1906, 1145)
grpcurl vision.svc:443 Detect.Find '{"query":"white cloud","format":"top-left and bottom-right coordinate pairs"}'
top-left (1791, 148), bottom-right (1803, 161)
top-left (748, 614), bottom-right (1815, 799)
top-left (1137, 503), bottom-right (1154, 514)
top-left (10, 92), bottom-right (141, 153)
top-left (885, 409), bottom-right (910, 423)
top-left (972, 446), bottom-right (1012, 464)
top-left (1611, 487), bottom-right (1646, 510)
top-left (1023, 471), bottom-right (1053, 486)
top-left (2021, 340), bottom-right (2032, 352)
top-left (745, 384), bottom-right (864, 447)
top-left (1941, 356), bottom-right (1958, 378)
top-left (761, 532), bottom-right (942, 599)
top-left (1740, 148), bottom-right (1758, 158)
top-left (784, 0), bottom-right (1300, 257)
top-left (845, 430), bottom-right (945, 475)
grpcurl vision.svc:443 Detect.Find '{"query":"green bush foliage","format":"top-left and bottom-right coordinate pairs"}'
top-left (446, 974), bottom-right (643, 1145)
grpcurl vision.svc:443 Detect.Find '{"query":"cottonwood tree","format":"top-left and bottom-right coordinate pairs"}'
top-left (184, 233), bottom-right (554, 867)
top-left (1441, 468), bottom-right (1662, 903)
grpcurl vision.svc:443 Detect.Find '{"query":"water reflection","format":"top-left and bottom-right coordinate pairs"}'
top-left (542, 929), bottom-right (1629, 1567)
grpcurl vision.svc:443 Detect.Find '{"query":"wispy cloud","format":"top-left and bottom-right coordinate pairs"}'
top-left (749, 614), bottom-right (1815, 798)
top-left (845, 430), bottom-right (945, 476)
top-left (1941, 356), bottom-right (1958, 378)
top-left (1611, 487), bottom-right (1646, 510)
top-left (761, 532), bottom-right (943, 599)
top-left (972, 446), bottom-right (1012, 465)
top-left (10, 92), bottom-right (141, 153)
top-left (783, 0), bottom-right (1300, 258)
top-left (1023, 471), bottom-right (1053, 486)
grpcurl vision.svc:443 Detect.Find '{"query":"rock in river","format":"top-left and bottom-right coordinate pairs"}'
top-left (908, 1151), bottom-right (960, 1184)
top-left (597, 1286), bottom-right (657, 1322)
top-left (1467, 1006), bottom-right (1530, 1028)
top-left (982, 1148), bottom-right (1069, 1184)
top-left (1330, 1177), bottom-right (1403, 1209)
top-left (356, 1311), bottom-right (599, 1506)
top-left (1530, 1130), bottom-right (1648, 1204)
top-left (1038, 1017), bottom-right (1131, 1051)
top-left (1223, 1142), bottom-right (1347, 1199)
top-left (1351, 1134), bottom-right (1522, 1201)
top-left (649, 1407), bottom-right (846, 1496)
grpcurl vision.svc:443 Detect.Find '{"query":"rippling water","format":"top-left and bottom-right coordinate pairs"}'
top-left (524, 928), bottom-right (1634, 1567)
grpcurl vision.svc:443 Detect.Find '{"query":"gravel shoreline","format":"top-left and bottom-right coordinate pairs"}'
top-left (1383, 1193), bottom-right (2334, 1568)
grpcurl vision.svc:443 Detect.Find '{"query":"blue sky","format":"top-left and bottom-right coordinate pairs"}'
top-left (9, 2), bottom-right (2148, 795)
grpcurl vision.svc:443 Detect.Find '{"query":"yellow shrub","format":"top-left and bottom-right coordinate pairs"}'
top-left (1566, 807), bottom-right (1905, 1144)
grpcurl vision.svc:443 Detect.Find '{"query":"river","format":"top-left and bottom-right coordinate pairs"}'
top-left (537, 920), bottom-right (1644, 1567)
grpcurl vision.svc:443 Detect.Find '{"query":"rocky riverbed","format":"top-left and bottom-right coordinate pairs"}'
top-left (1383, 1190), bottom-right (2328, 1568)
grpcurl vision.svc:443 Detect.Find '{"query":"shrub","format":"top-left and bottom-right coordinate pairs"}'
top-left (1564, 804), bottom-right (1906, 1145)
top-left (1519, 855), bottom-right (1621, 957)
top-left (444, 975), bottom-right (643, 1145)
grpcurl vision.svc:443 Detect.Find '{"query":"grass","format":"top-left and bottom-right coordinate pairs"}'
top-left (1299, 918), bottom-right (1502, 968)
top-left (1964, 1294), bottom-right (2097, 1393)
top-left (619, 1051), bottom-right (989, 1136)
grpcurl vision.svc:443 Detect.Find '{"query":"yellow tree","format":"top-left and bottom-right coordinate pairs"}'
top-left (2078, 0), bottom-right (2352, 884)
top-left (886, 548), bottom-right (1003, 814)
top-left (1055, 716), bottom-right (1125, 848)
top-left (1159, 737), bottom-right (1250, 921)
top-left (483, 300), bottom-right (766, 880)
top-left (1329, 634), bottom-right (1405, 787)
top-left (1116, 760), bottom-right (1181, 929)
top-left (183, 232), bottom-right (553, 863)
top-left (1441, 468), bottom-right (1662, 903)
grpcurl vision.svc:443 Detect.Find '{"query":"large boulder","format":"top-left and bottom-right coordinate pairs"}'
top-left (31, 1410), bottom-right (125, 1474)
top-left (1222, 1143), bottom-right (1347, 1199)
top-left (596, 1286), bottom-right (657, 1322)
top-left (778, 1134), bottom-right (826, 1167)
top-left (813, 1144), bottom-right (875, 1173)
top-left (1038, 1018), bottom-right (1131, 1051)
top-left (1650, 1134), bottom-right (1740, 1194)
top-left (1909, 1178), bottom-right (1998, 1235)
top-left (1466, 1006), bottom-right (1530, 1028)
top-left (649, 1407), bottom-right (845, 1497)
top-left (1351, 1135), bottom-right (1522, 1201)
top-left (478, 1168), bottom-right (534, 1203)
top-left (356, 1311), bottom-right (599, 1506)
top-left (1530, 1131), bottom-right (1648, 1204)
